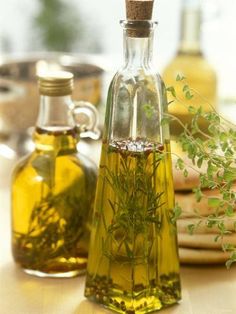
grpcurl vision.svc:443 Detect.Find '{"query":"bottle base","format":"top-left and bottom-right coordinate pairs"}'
top-left (85, 273), bottom-right (181, 314)
top-left (85, 294), bottom-right (180, 314)
top-left (13, 253), bottom-right (88, 278)
top-left (23, 268), bottom-right (86, 278)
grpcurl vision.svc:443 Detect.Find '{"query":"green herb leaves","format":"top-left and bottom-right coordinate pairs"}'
top-left (166, 74), bottom-right (236, 268)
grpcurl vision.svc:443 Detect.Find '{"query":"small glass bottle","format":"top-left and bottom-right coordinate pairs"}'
top-left (11, 71), bottom-right (99, 278)
top-left (162, 0), bottom-right (217, 136)
top-left (84, 1), bottom-right (181, 313)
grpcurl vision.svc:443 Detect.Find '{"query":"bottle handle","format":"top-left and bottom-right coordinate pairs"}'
top-left (72, 101), bottom-right (101, 140)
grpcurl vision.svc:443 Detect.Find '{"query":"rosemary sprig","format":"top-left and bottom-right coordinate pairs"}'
top-left (14, 160), bottom-right (96, 269)
top-left (100, 143), bottom-right (166, 266)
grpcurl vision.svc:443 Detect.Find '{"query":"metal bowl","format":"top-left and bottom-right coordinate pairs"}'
top-left (0, 53), bottom-right (104, 135)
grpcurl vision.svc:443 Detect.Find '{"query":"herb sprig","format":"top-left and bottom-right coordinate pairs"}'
top-left (13, 154), bottom-right (96, 270)
top-left (165, 76), bottom-right (236, 268)
top-left (100, 143), bottom-right (165, 266)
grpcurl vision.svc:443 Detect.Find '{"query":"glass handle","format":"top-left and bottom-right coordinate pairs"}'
top-left (72, 101), bottom-right (101, 140)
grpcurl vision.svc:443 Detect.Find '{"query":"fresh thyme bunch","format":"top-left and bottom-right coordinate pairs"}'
top-left (165, 75), bottom-right (236, 268)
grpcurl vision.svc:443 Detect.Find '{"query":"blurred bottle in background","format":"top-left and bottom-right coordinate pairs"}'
top-left (162, 0), bottom-right (217, 138)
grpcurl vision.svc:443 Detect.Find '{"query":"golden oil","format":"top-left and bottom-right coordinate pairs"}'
top-left (85, 139), bottom-right (181, 313)
top-left (162, 2), bottom-right (217, 137)
top-left (12, 126), bottom-right (97, 277)
top-left (163, 52), bottom-right (217, 135)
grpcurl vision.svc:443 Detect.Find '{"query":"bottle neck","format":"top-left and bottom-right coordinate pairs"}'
top-left (178, 0), bottom-right (202, 55)
top-left (123, 31), bottom-right (154, 69)
top-left (34, 94), bottom-right (78, 152)
top-left (36, 95), bottom-right (75, 129)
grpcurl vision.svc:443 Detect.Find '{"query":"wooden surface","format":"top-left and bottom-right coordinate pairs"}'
top-left (1, 142), bottom-right (236, 314)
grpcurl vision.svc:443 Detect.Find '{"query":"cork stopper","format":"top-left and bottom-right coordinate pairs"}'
top-left (126, 0), bottom-right (154, 20)
top-left (125, 0), bottom-right (154, 37)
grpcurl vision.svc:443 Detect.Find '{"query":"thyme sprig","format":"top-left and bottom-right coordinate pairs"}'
top-left (165, 75), bottom-right (236, 268)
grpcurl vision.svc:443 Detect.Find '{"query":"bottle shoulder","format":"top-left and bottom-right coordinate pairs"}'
top-left (109, 67), bottom-right (166, 93)
top-left (12, 153), bottom-right (33, 177)
top-left (73, 151), bottom-right (98, 175)
top-left (12, 149), bottom-right (97, 183)
top-left (163, 53), bottom-right (216, 77)
top-left (114, 66), bottom-right (162, 79)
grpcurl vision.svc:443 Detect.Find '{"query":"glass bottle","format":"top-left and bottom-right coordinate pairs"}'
top-left (11, 71), bottom-right (99, 278)
top-left (84, 9), bottom-right (181, 314)
top-left (162, 0), bottom-right (217, 136)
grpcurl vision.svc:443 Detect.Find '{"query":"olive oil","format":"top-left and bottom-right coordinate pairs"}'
top-left (85, 1), bottom-right (181, 311)
top-left (163, 53), bottom-right (217, 135)
top-left (162, 0), bottom-right (217, 136)
top-left (12, 127), bottom-right (97, 277)
top-left (11, 72), bottom-right (99, 278)
top-left (85, 140), bottom-right (181, 313)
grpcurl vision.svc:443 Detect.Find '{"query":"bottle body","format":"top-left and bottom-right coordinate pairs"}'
top-left (162, 0), bottom-right (217, 136)
top-left (163, 53), bottom-right (217, 135)
top-left (85, 21), bottom-right (181, 313)
top-left (11, 73), bottom-right (98, 278)
top-left (11, 127), bottom-right (97, 277)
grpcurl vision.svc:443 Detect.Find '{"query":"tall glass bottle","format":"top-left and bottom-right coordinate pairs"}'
top-left (162, 0), bottom-right (217, 136)
top-left (84, 1), bottom-right (181, 312)
top-left (11, 72), bottom-right (98, 278)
